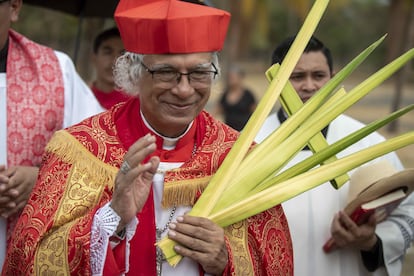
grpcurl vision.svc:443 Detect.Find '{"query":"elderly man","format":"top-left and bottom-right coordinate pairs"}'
top-left (0, 0), bottom-right (103, 270)
top-left (3, 0), bottom-right (293, 275)
top-left (256, 36), bottom-right (414, 276)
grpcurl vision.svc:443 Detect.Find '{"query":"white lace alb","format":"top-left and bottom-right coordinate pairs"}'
top-left (90, 202), bottom-right (138, 276)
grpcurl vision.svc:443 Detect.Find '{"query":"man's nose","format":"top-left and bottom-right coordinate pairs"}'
top-left (171, 75), bottom-right (194, 98)
top-left (302, 76), bottom-right (318, 92)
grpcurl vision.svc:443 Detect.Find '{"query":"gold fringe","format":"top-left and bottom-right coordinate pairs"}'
top-left (45, 130), bottom-right (118, 191)
top-left (48, 131), bottom-right (212, 208)
top-left (162, 176), bottom-right (211, 208)
top-left (33, 131), bottom-right (118, 273)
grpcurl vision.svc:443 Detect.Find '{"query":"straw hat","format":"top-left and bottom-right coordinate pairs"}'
top-left (345, 159), bottom-right (414, 214)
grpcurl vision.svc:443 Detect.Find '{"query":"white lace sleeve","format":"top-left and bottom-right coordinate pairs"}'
top-left (90, 202), bottom-right (138, 275)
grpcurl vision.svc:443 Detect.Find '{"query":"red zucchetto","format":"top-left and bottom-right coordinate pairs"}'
top-left (114, 0), bottom-right (231, 54)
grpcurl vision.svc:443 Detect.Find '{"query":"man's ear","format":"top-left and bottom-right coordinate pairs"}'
top-left (10, 0), bottom-right (23, 23)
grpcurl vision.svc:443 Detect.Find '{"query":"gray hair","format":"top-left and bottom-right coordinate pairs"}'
top-left (113, 52), bottom-right (220, 95)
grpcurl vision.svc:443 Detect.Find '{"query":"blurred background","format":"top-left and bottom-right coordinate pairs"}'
top-left (13, 0), bottom-right (414, 272)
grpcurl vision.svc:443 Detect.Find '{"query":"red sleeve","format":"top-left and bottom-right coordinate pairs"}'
top-left (103, 240), bottom-right (127, 276)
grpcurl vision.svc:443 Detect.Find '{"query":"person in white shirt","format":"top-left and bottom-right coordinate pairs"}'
top-left (256, 35), bottom-right (414, 276)
top-left (0, 0), bottom-right (103, 270)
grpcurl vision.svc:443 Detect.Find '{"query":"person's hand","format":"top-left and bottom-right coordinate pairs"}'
top-left (330, 211), bottom-right (378, 251)
top-left (110, 134), bottom-right (160, 230)
top-left (168, 215), bottom-right (228, 275)
top-left (0, 165), bottom-right (39, 218)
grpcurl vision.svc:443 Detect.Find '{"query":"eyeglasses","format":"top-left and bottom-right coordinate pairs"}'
top-left (140, 61), bottom-right (218, 88)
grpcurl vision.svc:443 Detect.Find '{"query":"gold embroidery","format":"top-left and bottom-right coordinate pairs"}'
top-left (45, 130), bottom-right (118, 190)
top-left (225, 220), bottom-right (254, 276)
top-left (55, 163), bottom-right (107, 225)
top-left (35, 220), bottom-right (74, 274)
top-left (201, 127), bottom-right (235, 170)
top-left (36, 131), bottom-right (118, 272)
top-left (70, 112), bottom-right (120, 162)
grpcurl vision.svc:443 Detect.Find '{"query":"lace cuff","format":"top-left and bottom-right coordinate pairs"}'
top-left (90, 202), bottom-right (138, 275)
top-left (124, 213), bottom-right (138, 273)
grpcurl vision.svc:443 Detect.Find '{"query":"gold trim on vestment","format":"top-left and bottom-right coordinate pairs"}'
top-left (225, 220), bottom-right (254, 275)
top-left (35, 220), bottom-right (74, 274)
top-left (35, 130), bottom-right (118, 272)
top-left (45, 130), bottom-right (118, 190)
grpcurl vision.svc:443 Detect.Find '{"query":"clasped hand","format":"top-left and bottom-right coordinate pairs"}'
top-left (0, 165), bottom-right (39, 218)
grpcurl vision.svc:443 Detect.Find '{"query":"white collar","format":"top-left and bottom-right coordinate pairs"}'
top-left (140, 110), bottom-right (193, 150)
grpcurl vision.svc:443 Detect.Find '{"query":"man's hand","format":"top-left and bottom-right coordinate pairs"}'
top-left (168, 215), bottom-right (228, 275)
top-left (331, 211), bottom-right (378, 251)
top-left (111, 134), bottom-right (160, 230)
top-left (0, 165), bottom-right (39, 218)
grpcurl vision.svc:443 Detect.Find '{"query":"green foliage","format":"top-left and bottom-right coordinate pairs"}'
top-left (267, 1), bottom-right (389, 69)
top-left (13, 6), bottom-right (79, 57)
top-left (317, 3), bottom-right (388, 68)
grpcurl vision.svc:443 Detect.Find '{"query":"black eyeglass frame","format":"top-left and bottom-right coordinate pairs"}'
top-left (140, 61), bottom-right (219, 85)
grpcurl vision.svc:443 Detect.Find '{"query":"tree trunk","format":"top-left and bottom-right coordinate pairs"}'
top-left (386, 0), bottom-right (414, 132)
top-left (75, 18), bottom-right (106, 82)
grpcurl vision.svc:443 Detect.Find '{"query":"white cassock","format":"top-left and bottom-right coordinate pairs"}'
top-left (0, 51), bottom-right (104, 270)
top-left (256, 112), bottom-right (414, 276)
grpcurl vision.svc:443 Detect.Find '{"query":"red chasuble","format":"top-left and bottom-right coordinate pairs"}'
top-left (3, 98), bottom-right (293, 275)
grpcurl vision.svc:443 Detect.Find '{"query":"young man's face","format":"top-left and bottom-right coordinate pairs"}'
top-left (289, 51), bottom-right (332, 103)
top-left (92, 36), bottom-right (124, 90)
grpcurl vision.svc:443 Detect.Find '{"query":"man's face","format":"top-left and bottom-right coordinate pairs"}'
top-left (138, 52), bottom-right (214, 137)
top-left (289, 51), bottom-right (332, 103)
top-left (0, 0), bottom-right (21, 49)
top-left (92, 36), bottom-right (124, 89)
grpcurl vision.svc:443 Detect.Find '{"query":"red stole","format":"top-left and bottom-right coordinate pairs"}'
top-left (91, 84), bottom-right (131, 110)
top-left (6, 30), bottom-right (64, 167)
top-left (104, 98), bottom-right (204, 275)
